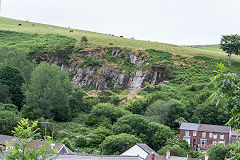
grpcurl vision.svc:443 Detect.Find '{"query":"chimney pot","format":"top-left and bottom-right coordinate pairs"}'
top-left (205, 154), bottom-right (208, 160)
top-left (166, 150), bottom-right (170, 158)
top-left (198, 120), bottom-right (201, 125)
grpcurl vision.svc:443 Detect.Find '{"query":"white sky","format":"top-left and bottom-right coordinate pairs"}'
top-left (1, 0), bottom-right (240, 45)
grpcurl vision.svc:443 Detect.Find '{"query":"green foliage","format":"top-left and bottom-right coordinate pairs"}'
top-left (79, 56), bottom-right (103, 67)
top-left (26, 63), bottom-right (73, 122)
top-left (81, 36), bottom-right (88, 46)
top-left (0, 46), bottom-right (36, 82)
top-left (207, 144), bottom-right (234, 160)
top-left (75, 136), bottom-right (88, 148)
top-left (101, 133), bottom-right (141, 155)
top-left (109, 95), bottom-right (121, 105)
top-left (0, 103), bottom-right (18, 112)
top-left (61, 137), bottom-right (72, 150)
top-left (69, 87), bottom-right (87, 113)
top-left (0, 84), bottom-right (12, 104)
top-left (146, 49), bottom-right (172, 67)
top-left (0, 111), bottom-right (22, 135)
top-left (158, 145), bottom-right (187, 157)
top-left (20, 105), bottom-right (43, 120)
top-left (187, 150), bottom-right (205, 159)
top-left (89, 126), bottom-right (113, 147)
top-left (4, 119), bottom-right (57, 160)
top-left (0, 66), bottom-right (25, 110)
top-left (112, 114), bottom-right (148, 138)
top-left (83, 97), bottom-right (101, 113)
top-left (145, 99), bottom-right (189, 128)
top-left (220, 34), bottom-right (240, 65)
top-left (85, 103), bottom-right (129, 126)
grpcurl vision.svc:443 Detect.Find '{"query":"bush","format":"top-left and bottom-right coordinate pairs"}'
top-left (75, 136), bottom-right (88, 148)
top-left (20, 105), bottom-right (43, 120)
top-left (0, 111), bottom-right (22, 135)
top-left (101, 133), bottom-right (141, 155)
top-left (61, 137), bottom-right (72, 151)
top-left (81, 36), bottom-right (88, 46)
top-left (89, 126), bottom-right (113, 147)
top-left (0, 103), bottom-right (18, 112)
top-left (158, 145), bottom-right (187, 157)
top-left (207, 144), bottom-right (234, 160)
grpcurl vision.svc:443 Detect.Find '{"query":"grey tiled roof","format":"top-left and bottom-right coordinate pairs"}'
top-left (136, 143), bottom-right (156, 154)
top-left (0, 134), bottom-right (15, 146)
top-left (180, 122), bottom-right (231, 133)
top-left (57, 154), bottom-right (144, 160)
top-left (167, 157), bottom-right (202, 160)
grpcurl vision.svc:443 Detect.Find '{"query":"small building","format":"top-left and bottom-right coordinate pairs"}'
top-left (180, 121), bottom-right (238, 151)
top-left (57, 154), bottom-right (144, 160)
top-left (121, 143), bottom-right (158, 159)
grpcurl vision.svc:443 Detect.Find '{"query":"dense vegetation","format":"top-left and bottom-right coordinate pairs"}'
top-left (1, 18), bottom-right (240, 159)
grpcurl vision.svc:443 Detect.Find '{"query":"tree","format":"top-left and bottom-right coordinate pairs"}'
top-left (26, 63), bottom-right (73, 122)
top-left (207, 144), bottom-right (234, 160)
top-left (0, 66), bottom-right (25, 110)
top-left (89, 126), bottom-right (113, 147)
top-left (69, 87), bottom-right (87, 113)
top-left (0, 84), bottom-right (12, 104)
top-left (101, 133), bottom-right (141, 155)
top-left (75, 136), bottom-right (88, 148)
top-left (220, 34), bottom-right (240, 65)
top-left (0, 111), bottom-right (21, 135)
top-left (61, 137), bottom-right (72, 151)
top-left (81, 36), bottom-right (88, 46)
top-left (158, 145), bottom-right (187, 157)
top-left (4, 119), bottom-right (57, 160)
top-left (112, 114), bottom-right (149, 138)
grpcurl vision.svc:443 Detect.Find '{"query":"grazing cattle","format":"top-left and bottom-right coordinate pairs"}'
top-left (32, 24), bottom-right (35, 26)
top-left (120, 36), bottom-right (123, 38)
top-left (18, 24), bottom-right (22, 26)
top-left (70, 29), bottom-right (74, 33)
top-left (109, 43), bottom-right (113, 45)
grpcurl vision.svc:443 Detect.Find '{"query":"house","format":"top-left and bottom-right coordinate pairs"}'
top-left (121, 143), bottom-right (159, 159)
top-left (57, 154), bottom-right (144, 160)
top-left (0, 134), bottom-right (15, 152)
top-left (26, 141), bottom-right (75, 155)
top-left (180, 121), bottom-right (238, 151)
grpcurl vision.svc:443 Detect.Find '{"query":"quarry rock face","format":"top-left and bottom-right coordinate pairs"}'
top-left (44, 47), bottom-right (169, 93)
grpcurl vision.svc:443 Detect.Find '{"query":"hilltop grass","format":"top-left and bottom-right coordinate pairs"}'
top-left (1, 16), bottom-right (240, 62)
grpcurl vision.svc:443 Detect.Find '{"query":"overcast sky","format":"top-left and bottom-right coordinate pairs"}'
top-left (1, 0), bottom-right (240, 45)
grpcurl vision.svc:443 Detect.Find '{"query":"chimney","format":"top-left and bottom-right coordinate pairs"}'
top-left (205, 154), bottom-right (208, 160)
top-left (166, 150), bottom-right (170, 158)
top-left (198, 120), bottom-right (201, 125)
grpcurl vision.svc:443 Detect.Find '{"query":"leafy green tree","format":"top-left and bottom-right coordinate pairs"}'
top-left (158, 145), bottom-right (187, 157)
top-left (86, 103), bottom-right (129, 126)
top-left (89, 126), bottom-right (113, 147)
top-left (220, 34), bottom-right (240, 65)
top-left (69, 87), bottom-right (87, 112)
top-left (26, 63), bottom-right (73, 121)
top-left (0, 84), bottom-right (12, 104)
top-left (75, 136), bottom-right (88, 148)
top-left (101, 133), bottom-right (141, 155)
top-left (145, 99), bottom-right (189, 128)
top-left (20, 105), bottom-right (43, 120)
top-left (0, 111), bottom-right (22, 135)
top-left (61, 137), bottom-right (72, 151)
top-left (112, 114), bottom-right (148, 138)
top-left (4, 119), bottom-right (57, 160)
top-left (0, 103), bottom-right (18, 112)
top-left (0, 66), bottom-right (25, 110)
top-left (207, 144), bottom-right (234, 160)
top-left (0, 47), bottom-right (36, 82)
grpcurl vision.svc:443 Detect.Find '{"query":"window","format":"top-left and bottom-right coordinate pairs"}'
top-left (193, 131), bottom-right (197, 136)
top-left (185, 131), bottom-right (190, 136)
top-left (209, 133), bottom-right (213, 138)
top-left (213, 133), bottom-right (217, 139)
top-left (202, 132), bottom-right (206, 138)
top-left (201, 139), bottom-right (207, 146)
top-left (220, 134), bottom-right (224, 139)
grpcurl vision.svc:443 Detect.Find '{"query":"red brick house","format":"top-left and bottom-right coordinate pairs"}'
top-left (180, 121), bottom-right (238, 151)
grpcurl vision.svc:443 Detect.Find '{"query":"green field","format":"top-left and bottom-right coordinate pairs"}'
top-left (1, 16), bottom-right (238, 61)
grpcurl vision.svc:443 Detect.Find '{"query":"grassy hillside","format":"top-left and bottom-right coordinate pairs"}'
top-left (1, 16), bottom-right (238, 61)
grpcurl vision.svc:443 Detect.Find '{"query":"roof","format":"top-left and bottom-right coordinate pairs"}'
top-left (180, 122), bottom-right (231, 133)
top-left (0, 134), bottom-right (15, 146)
top-left (167, 157), bottom-right (202, 160)
top-left (57, 154), bottom-right (144, 160)
top-left (26, 141), bottom-right (74, 155)
top-left (136, 143), bottom-right (157, 154)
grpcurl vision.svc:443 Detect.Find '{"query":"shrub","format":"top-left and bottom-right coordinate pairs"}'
top-left (0, 111), bottom-right (22, 135)
top-left (81, 36), bottom-right (88, 46)
top-left (207, 144), bottom-right (234, 160)
top-left (101, 133), bottom-right (141, 155)
top-left (158, 145), bottom-right (187, 157)
top-left (20, 105), bottom-right (43, 120)
top-left (61, 137), bottom-right (72, 151)
top-left (89, 126), bottom-right (113, 147)
top-left (75, 136), bottom-right (88, 148)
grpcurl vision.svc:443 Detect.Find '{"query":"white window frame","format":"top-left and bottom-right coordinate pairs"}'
top-left (185, 130), bottom-right (190, 136)
top-left (220, 133), bottom-right (224, 139)
top-left (213, 133), bottom-right (217, 139)
top-left (209, 132), bottom-right (213, 138)
top-left (193, 131), bottom-right (197, 136)
top-left (202, 132), bottom-right (206, 138)
top-left (200, 139), bottom-right (207, 146)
